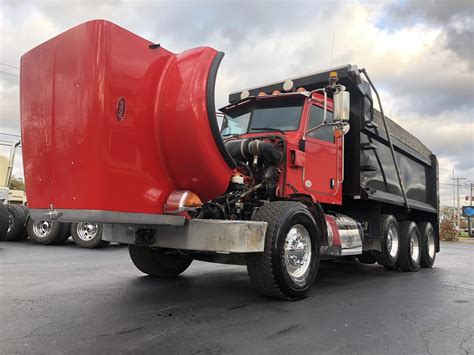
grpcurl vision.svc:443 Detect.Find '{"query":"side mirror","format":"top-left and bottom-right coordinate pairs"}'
top-left (333, 90), bottom-right (350, 122)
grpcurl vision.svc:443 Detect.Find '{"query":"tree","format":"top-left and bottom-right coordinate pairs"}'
top-left (440, 216), bottom-right (459, 242)
top-left (9, 176), bottom-right (25, 191)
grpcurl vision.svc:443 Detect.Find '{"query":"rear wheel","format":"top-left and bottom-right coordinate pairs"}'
top-left (27, 219), bottom-right (70, 245)
top-left (419, 222), bottom-right (436, 268)
top-left (129, 245), bottom-right (193, 277)
top-left (5, 204), bottom-right (27, 241)
top-left (398, 221), bottom-right (421, 272)
top-left (0, 204), bottom-right (9, 241)
top-left (371, 215), bottom-right (400, 270)
top-left (246, 201), bottom-right (321, 300)
top-left (71, 222), bottom-right (109, 248)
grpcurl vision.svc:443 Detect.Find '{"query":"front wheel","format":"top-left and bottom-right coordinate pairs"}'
top-left (246, 201), bottom-right (321, 300)
top-left (129, 245), bottom-right (193, 277)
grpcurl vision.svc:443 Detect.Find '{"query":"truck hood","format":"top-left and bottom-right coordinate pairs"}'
top-left (21, 20), bottom-right (233, 220)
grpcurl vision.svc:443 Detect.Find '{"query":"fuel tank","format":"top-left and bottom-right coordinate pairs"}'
top-left (20, 20), bottom-right (234, 220)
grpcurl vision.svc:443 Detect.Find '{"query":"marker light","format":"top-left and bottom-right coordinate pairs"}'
top-left (272, 90), bottom-right (281, 95)
top-left (164, 190), bottom-right (202, 214)
top-left (258, 91), bottom-right (267, 96)
top-left (283, 80), bottom-right (294, 91)
top-left (296, 87), bottom-right (307, 92)
top-left (240, 90), bottom-right (250, 100)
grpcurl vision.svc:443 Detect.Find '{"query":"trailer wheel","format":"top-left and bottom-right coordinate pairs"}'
top-left (128, 245), bottom-right (193, 277)
top-left (398, 221), bottom-right (421, 272)
top-left (5, 204), bottom-right (27, 241)
top-left (418, 222), bottom-right (436, 268)
top-left (71, 222), bottom-right (109, 248)
top-left (15, 205), bottom-right (29, 241)
top-left (27, 219), bottom-right (69, 245)
top-left (246, 201), bottom-right (321, 300)
top-left (371, 215), bottom-right (400, 270)
top-left (0, 204), bottom-right (9, 241)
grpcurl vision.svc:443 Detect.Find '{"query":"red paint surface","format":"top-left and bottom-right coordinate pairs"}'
top-left (21, 20), bottom-right (231, 214)
top-left (279, 94), bottom-right (343, 205)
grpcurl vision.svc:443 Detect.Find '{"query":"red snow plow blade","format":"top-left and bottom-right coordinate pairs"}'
top-left (21, 20), bottom-right (233, 223)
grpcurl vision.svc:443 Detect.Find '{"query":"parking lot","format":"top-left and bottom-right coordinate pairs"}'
top-left (1, 241), bottom-right (473, 354)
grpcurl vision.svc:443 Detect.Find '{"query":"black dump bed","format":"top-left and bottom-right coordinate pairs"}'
top-left (228, 64), bottom-right (438, 216)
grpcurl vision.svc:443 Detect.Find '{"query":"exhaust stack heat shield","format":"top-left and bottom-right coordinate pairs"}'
top-left (21, 20), bottom-right (233, 219)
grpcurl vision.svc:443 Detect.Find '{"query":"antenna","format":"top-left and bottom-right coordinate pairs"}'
top-left (330, 32), bottom-right (335, 67)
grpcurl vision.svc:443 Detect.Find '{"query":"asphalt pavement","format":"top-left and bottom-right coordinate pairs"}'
top-left (1, 240), bottom-right (473, 354)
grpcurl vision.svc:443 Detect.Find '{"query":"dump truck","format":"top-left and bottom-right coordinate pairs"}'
top-left (20, 20), bottom-right (439, 299)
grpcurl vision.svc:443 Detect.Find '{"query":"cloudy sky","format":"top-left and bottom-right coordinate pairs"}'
top-left (0, 0), bottom-right (473, 206)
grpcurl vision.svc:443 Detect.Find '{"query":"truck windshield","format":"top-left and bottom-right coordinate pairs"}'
top-left (221, 97), bottom-right (304, 136)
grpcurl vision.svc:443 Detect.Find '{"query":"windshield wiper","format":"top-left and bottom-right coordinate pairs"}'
top-left (251, 127), bottom-right (286, 134)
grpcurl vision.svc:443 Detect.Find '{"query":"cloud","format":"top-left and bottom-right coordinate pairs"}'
top-left (0, 0), bottom-right (472, 207)
top-left (383, 0), bottom-right (474, 67)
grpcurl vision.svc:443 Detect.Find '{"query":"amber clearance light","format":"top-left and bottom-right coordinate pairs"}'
top-left (164, 190), bottom-right (202, 214)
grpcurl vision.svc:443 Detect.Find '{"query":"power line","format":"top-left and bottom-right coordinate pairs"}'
top-left (0, 70), bottom-right (19, 78)
top-left (0, 63), bottom-right (20, 70)
top-left (0, 132), bottom-right (21, 138)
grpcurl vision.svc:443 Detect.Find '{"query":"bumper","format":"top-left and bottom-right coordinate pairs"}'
top-left (103, 219), bottom-right (267, 253)
top-left (28, 208), bottom-right (186, 226)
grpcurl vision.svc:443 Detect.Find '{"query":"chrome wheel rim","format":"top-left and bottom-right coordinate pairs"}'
top-left (410, 232), bottom-right (420, 264)
top-left (33, 221), bottom-right (53, 238)
top-left (427, 230), bottom-right (435, 259)
top-left (7, 212), bottom-right (13, 233)
top-left (283, 224), bottom-right (312, 284)
top-left (387, 224), bottom-right (399, 258)
top-left (76, 222), bottom-right (98, 241)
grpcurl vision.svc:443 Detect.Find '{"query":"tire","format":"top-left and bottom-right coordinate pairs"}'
top-left (15, 205), bottom-right (29, 241)
top-left (246, 201), bottom-right (321, 300)
top-left (71, 222), bottom-right (108, 248)
top-left (27, 219), bottom-right (70, 245)
top-left (5, 204), bottom-right (27, 241)
top-left (371, 215), bottom-right (400, 270)
top-left (419, 222), bottom-right (436, 268)
top-left (129, 245), bottom-right (193, 277)
top-left (0, 204), bottom-right (9, 241)
top-left (398, 221), bottom-right (421, 272)
top-left (358, 251), bottom-right (377, 264)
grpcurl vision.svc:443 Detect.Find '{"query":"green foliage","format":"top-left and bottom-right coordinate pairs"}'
top-left (440, 216), bottom-right (459, 242)
top-left (9, 176), bottom-right (25, 191)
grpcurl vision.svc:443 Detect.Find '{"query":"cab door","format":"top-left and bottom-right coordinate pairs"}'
top-left (303, 102), bottom-right (342, 204)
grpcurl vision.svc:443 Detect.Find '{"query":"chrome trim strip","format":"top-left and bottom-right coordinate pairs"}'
top-left (28, 209), bottom-right (186, 226)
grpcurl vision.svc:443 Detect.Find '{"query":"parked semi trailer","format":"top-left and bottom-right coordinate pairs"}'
top-left (20, 20), bottom-right (439, 299)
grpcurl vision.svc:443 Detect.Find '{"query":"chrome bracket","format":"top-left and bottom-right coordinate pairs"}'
top-left (43, 204), bottom-right (63, 220)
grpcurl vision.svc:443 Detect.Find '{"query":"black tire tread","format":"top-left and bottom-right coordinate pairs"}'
top-left (246, 201), bottom-right (318, 300)
top-left (5, 204), bottom-right (27, 241)
top-left (371, 215), bottom-right (399, 270)
top-left (0, 204), bottom-right (9, 241)
top-left (129, 245), bottom-right (192, 277)
top-left (419, 222), bottom-right (436, 268)
top-left (398, 221), bottom-right (420, 272)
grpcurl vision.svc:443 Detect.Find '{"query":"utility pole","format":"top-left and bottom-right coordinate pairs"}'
top-left (468, 183), bottom-right (473, 237)
top-left (451, 177), bottom-right (466, 231)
